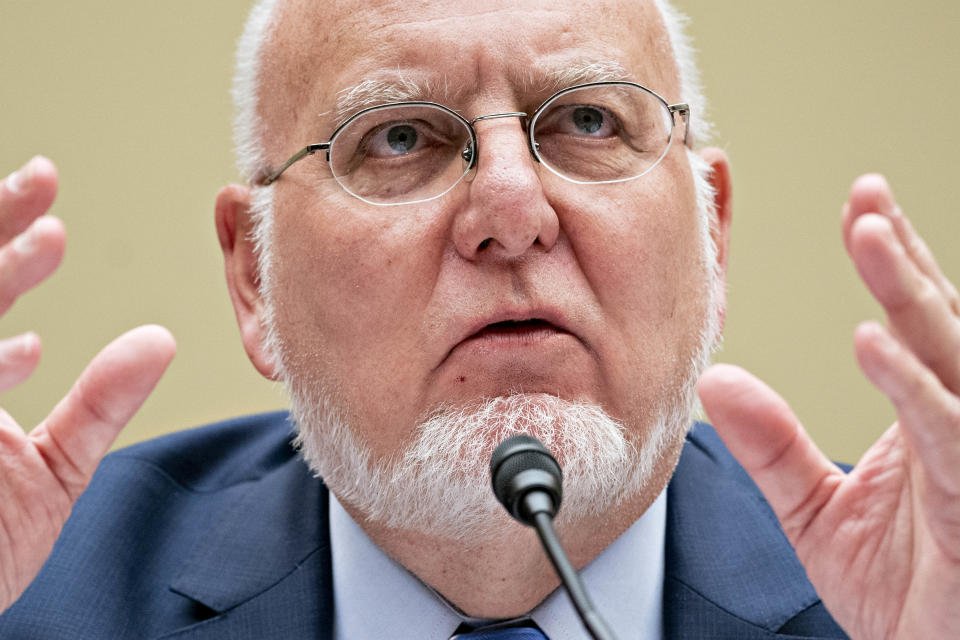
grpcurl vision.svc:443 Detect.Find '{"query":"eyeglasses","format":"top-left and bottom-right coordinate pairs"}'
top-left (257, 81), bottom-right (690, 206)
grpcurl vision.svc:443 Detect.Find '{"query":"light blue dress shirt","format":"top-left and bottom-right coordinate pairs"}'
top-left (330, 491), bottom-right (666, 639)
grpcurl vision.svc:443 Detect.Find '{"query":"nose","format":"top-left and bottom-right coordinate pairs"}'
top-left (452, 118), bottom-right (560, 261)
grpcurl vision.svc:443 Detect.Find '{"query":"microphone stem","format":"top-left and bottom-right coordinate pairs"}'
top-left (532, 511), bottom-right (619, 640)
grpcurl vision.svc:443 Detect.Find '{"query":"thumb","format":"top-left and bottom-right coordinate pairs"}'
top-left (30, 325), bottom-right (176, 499)
top-left (698, 363), bottom-right (842, 541)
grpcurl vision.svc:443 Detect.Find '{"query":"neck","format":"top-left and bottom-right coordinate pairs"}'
top-left (337, 442), bottom-right (682, 618)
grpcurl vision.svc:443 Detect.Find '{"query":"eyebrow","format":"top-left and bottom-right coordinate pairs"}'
top-left (527, 60), bottom-right (632, 94)
top-left (330, 59), bottom-right (633, 125)
top-left (333, 74), bottom-right (455, 124)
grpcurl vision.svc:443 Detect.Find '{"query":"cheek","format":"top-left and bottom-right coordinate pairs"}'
top-left (557, 162), bottom-right (703, 325)
top-left (268, 192), bottom-right (445, 404)
top-left (548, 156), bottom-right (708, 416)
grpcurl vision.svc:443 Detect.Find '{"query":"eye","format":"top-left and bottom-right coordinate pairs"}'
top-left (365, 122), bottom-right (425, 157)
top-left (385, 125), bottom-right (418, 153)
top-left (535, 103), bottom-right (620, 138)
top-left (571, 107), bottom-right (605, 134)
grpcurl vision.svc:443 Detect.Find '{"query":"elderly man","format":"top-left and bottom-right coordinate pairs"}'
top-left (0, 0), bottom-right (957, 638)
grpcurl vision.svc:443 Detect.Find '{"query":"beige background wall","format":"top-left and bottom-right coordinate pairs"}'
top-left (1, 1), bottom-right (958, 464)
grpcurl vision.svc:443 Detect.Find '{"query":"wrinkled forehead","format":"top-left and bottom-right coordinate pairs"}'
top-left (257, 0), bottom-right (678, 154)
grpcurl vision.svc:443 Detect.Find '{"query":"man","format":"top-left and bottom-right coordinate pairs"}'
top-left (0, 0), bottom-right (957, 638)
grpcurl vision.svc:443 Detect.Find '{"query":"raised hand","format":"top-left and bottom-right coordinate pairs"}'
top-left (0, 157), bottom-right (176, 612)
top-left (698, 174), bottom-right (960, 639)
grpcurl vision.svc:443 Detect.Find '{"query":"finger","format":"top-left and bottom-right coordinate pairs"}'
top-left (30, 325), bottom-right (176, 499)
top-left (855, 321), bottom-right (960, 499)
top-left (849, 213), bottom-right (960, 394)
top-left (0, 215), bottom-right (66, 315)
top-left (843, 174), bottom-right (959, 314)
top-left (698, 364), bottom-right (843, 542)
top-left (842, 174), bottom-right (894, 254)
top-left (889, 214), bottom-right (960, 316)
top-left (0, 157), bottom-right (58, 246)
top-left (0, 332), bottom-right (42, 392)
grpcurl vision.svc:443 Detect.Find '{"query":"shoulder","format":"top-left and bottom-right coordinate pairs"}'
top-left (107, 410), bottom-right (298, 491)
top-left (0, 411), bottom-right (328, 638)
top-left (665, 422), bottom-right (850, 638)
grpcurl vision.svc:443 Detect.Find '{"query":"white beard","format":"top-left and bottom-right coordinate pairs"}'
top-left (288, 367), bottom-right (708, 542)
top-left (254, 151), bottom-right (723, 542)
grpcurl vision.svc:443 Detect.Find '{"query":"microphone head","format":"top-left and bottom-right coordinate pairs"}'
top-left (490, 434), bottom-right (563, 525)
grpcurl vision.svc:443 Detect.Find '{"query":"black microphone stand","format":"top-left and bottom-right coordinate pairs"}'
top-left (490, 435), bottom-right (619, 640)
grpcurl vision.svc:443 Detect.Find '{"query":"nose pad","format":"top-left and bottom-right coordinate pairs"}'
top-left (461, 143), bottom-right (475, 167)
top-left (461, 142), bottom-right (477, 183)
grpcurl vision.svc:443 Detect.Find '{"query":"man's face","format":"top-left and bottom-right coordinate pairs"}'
top-left (256, 0), bottom-right (723, 476)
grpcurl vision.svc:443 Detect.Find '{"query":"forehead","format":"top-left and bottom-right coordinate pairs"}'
top-left (258, 0), bottom-right (677, 149)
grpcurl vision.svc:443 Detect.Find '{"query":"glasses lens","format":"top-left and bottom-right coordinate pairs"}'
top-left (531, 83), bottom-right (674, 184)
top-left (329, 104), bottom-right (473, 205)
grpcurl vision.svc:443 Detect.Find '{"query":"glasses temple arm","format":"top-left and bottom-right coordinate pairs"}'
top-left (258, 142), bottom-right (331, 186)
top-left (668, 103), bottom-right (691, 147)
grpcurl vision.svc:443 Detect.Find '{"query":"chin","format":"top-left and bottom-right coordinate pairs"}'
top-left (289, 386), bottom-right (699, 542)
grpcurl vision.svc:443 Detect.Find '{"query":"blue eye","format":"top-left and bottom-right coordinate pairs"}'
top-left (572, 107), bottom-right (603, 134)
top-left (535, 103), bottom-right (617, 139)
top-left (386, 125), bottom-right (418, 153)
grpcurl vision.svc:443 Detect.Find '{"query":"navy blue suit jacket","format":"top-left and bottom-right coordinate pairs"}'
top-left (0, 413), bottom-right (850, 638)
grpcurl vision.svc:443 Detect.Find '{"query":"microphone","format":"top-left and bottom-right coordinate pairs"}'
top-left (490, 434), bottom-right (563, 524)
top-left (490, 435), bottom-right (618, 640)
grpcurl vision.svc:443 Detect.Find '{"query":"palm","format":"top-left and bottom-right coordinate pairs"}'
top-left (0, 420), bottom-right (78, 607)
top-left (700, 175), bottom-right (960, 639)
top-left (0, 157), bottom-right (175, 612)
top-left (796, 424), bottom-right (957, 639)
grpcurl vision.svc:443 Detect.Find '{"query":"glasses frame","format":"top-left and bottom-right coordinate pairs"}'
top-left (256, 81), bottom-right (690, 206)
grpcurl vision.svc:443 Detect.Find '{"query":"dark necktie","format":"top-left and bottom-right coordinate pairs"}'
top-left (451, 621), bottom-right (549, 639)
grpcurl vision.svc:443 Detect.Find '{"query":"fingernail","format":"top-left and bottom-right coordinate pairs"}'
top-left (6, 157), bottom-right (38, 195)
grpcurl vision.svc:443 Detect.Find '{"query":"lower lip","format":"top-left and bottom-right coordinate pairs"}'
top-left (450, 324), bottom-right (575, 359)
top-left (438, 325), bottom-right (588, 392)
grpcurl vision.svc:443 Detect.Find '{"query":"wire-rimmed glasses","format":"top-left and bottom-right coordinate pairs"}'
top-left (257, 81), bottom-right (690, 206)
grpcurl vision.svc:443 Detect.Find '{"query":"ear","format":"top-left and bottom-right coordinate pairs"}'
top-left (697, 146), bottom-right (733, 331)
top-left (215, 184), bottom-right (278, 380)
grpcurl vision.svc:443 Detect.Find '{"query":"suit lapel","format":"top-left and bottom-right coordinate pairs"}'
top-left (151, 420), bottom-right (840, 638)
top-left (663, 423), bottom-right (838, 639)
top-left (160, 450), bottom-right (334, 639)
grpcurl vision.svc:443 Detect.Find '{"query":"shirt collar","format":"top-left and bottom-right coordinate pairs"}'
top-left (330, 491), bottom-right (666, 639)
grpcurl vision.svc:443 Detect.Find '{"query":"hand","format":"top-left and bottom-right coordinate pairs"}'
top-left (698, 174), bottom-right (960, 640)
top-left (0, 157), bottom-right (176, 612)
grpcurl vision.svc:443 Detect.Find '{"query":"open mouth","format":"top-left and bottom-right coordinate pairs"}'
top-left (438, 313), bottom-right (583, 370)
top-left (469, 319), bottom-right (562, 340)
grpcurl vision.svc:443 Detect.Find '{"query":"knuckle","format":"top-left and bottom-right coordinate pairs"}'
top-left (893, 365), bottom-right (931, 406)
top-left (945, 283), bottom-right (960, 316)
top-left (37, 428), bottom-right (89, 500)
top-left (906, 234), bottom-right (929, 262)
top-left (0, 424), bottom-right (24, 452)
top-left (73, 378), bottom-right (120, 429)
top-left (911, 278), bottom-right (941, 310)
